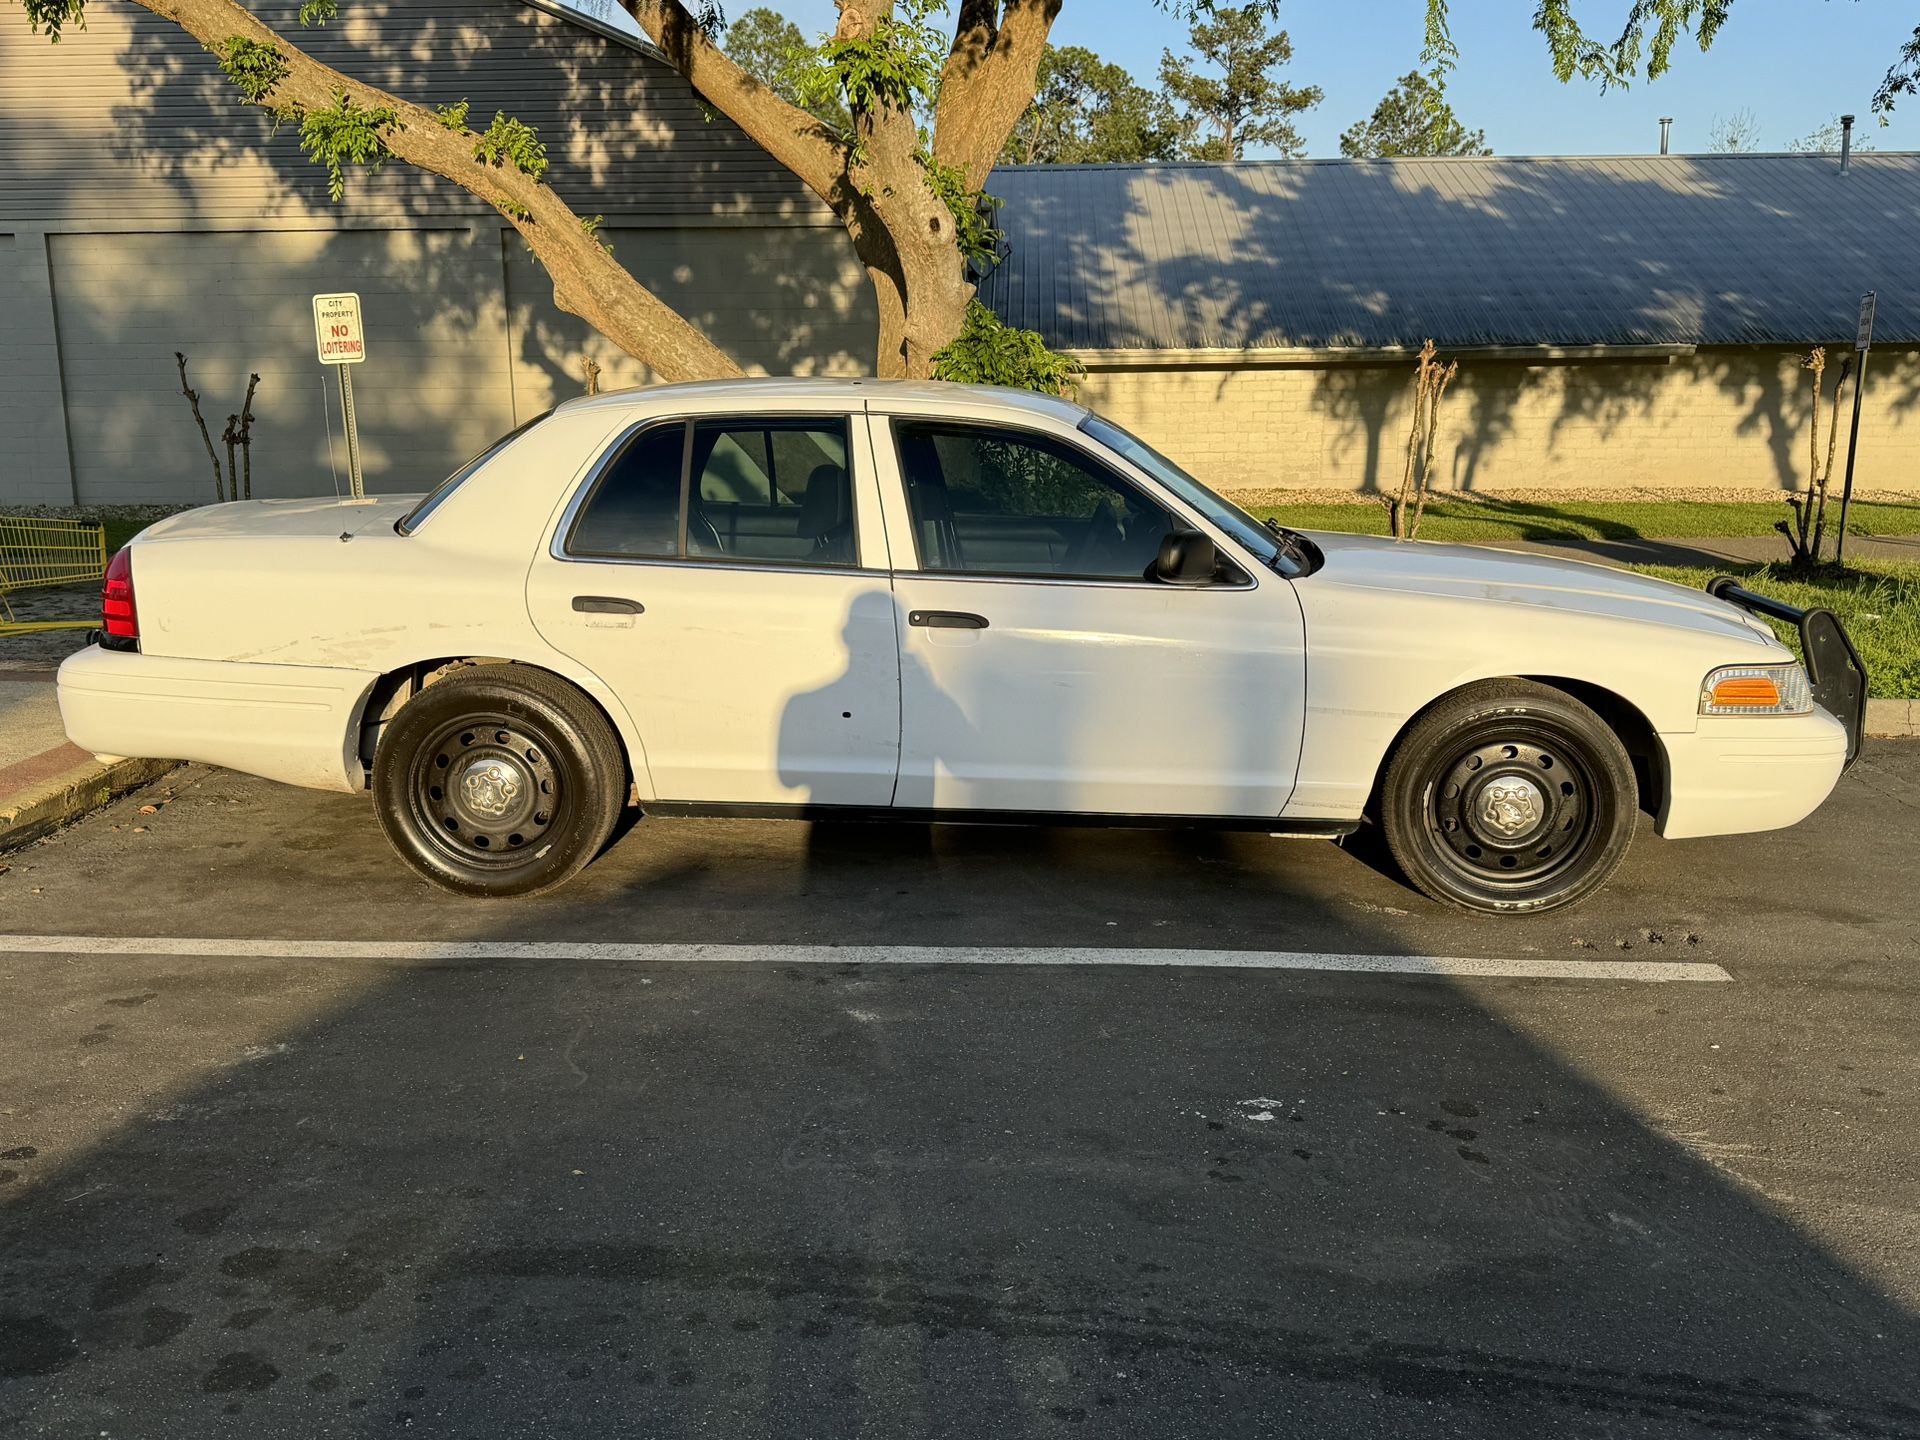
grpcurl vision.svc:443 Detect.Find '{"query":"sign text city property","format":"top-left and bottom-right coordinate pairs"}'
top-left (312, 293), bottom-right (367, 365)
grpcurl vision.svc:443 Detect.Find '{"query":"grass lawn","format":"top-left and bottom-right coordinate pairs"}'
top-left (1626, 560), bottom-right (1920, 700)
top-left (1248, 497), bottom-right (1920, 545)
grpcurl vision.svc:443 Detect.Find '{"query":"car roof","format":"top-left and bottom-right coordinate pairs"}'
top-left (554, 376), bottom-right (1089, 426)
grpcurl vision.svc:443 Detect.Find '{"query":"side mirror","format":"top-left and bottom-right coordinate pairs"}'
top-left (1152, 529), bottom-right (1218, 586)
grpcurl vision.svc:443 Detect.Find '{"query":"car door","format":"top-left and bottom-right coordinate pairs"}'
top-left (526, 409), bottom-right (901, 806)
top-left (874, 413), bottom-right (1306, 818)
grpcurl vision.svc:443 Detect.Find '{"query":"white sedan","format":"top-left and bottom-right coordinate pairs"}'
top-left (58, 379), bottom-right (1866, 913)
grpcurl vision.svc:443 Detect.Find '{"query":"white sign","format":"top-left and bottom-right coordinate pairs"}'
top-left (1855, 291), bottom-right (1876, 353)
top-left (312, 292), bottom-right (366, 365)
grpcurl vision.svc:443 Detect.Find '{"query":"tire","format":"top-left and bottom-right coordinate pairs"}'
top-left (1379, 680), bottom-right (1636, 915)
top-left (372, 666), bottom-right (625, 898)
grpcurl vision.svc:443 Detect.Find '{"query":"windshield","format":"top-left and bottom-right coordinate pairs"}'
top-left (396, 410), bottom-right (551, 535)
top-left (1079, 415), bottom-right (1305, 575)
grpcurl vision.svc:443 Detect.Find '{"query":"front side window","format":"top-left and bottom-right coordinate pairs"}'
top-left (566, 416), bottom-right (855, 567)
top-left (893, 420), bottom-right (1174, 580)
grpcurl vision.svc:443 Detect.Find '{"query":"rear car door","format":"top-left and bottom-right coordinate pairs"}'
top-left (873, 413), bottom-right (1306, 818)
top-left (526, 409), bottom-right (901, 806)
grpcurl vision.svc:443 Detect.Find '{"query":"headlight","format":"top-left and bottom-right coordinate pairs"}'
top-left (1699, 663), bottom-right (1813, 716)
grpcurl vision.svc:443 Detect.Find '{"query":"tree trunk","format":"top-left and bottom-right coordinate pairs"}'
top-left (131, 0), bottom-right (744, 382)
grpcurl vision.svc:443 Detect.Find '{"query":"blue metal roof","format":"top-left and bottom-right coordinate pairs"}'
top-left (979, 153), bottom-right (1920, 352)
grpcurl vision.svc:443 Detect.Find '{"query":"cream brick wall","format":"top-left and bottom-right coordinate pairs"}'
top-left (1079, 349), bottom-right (1920, 497)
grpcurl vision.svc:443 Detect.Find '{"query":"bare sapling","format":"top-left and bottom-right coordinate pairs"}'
top-left (1779, 346), bottom-right (1852, 569)
top-left (1386, 340), bottom-right (1460, 541)
top-left (175, 352), bottom-right (226, 503)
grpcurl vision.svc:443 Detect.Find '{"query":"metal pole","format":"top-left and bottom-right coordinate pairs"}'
top-left (1834, 346), bottom-right (1866, 565)
top-left (340, 364), bottom-right (365, 500)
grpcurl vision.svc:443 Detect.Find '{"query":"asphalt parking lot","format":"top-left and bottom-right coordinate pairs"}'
top-left (1, 747), bottom-right (1917, 1438)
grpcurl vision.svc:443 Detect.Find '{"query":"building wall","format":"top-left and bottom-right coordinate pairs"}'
top-left (1079, 349), bottom-right (1920, 497)
top-left (0, 0), bottom-right (872, 507)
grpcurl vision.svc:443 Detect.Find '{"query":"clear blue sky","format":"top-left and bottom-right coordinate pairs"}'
top-left (588, 0), bottom-right (1916, 156)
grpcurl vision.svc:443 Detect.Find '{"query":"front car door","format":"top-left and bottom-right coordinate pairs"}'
top-left (871, 406), bottom-right (1307, 818)
top-left (526, 405), bottom-right (901, 807)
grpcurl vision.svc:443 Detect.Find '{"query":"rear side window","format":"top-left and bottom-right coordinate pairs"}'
top-left (567, 423), bottom-right (686, 558)
top-left (566, 416), bottom-right (856, 568)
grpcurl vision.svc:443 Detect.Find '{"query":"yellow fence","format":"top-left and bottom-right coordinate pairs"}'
top-left (0, 516), bottom-right (108, 637)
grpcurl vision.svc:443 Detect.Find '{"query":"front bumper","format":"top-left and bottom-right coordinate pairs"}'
top-left (1656, 708), bottom-right (1849, 840)
top-left (57, 645), bottom-right (379, 794)
top-left (1706, 576), bottom-right (1869, 766)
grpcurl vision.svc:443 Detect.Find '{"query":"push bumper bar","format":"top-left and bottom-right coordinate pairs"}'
top-left (1706, 576), bottom-right (1868, 768)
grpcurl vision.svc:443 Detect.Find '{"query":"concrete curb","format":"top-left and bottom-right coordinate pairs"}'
top-left (1866, 699), bottom-right (1917, 738)
top-left (0, 756), bottom-right (181, 853)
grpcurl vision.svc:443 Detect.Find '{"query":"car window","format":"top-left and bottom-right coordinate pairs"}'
top-left (566, 417), bottom-right (856, 567)
top-left (567, 421), bottom-right (686, 558)
top-left (690, 421), bottom-right (855, 565)
top-left (893, 420), bottom-right (1174, 581)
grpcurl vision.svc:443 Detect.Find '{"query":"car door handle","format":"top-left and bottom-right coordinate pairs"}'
top-left (908, 610), bottom-right (988, 630)
top-left (572, 595), bottom-right (643, 615)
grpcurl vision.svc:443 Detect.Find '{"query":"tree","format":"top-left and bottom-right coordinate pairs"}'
top-left (724, 7), bottom-right (850, 132)
top-left (1706, 107), bottom-right (1761, 152)
top-left (1159, 4), bottom-right (1322, 161)
top-left (1787, 115), bottom-right (1877, 153)
top-left (1001, 44), bottom-right (1180, 164)
top-left (1338, 70), bottom-right (1488, 158)
top-left (18, 0), bottom-right (1919, 396)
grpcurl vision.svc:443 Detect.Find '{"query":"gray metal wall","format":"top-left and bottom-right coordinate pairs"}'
top-left (0, 0), bottom-right (874, 506)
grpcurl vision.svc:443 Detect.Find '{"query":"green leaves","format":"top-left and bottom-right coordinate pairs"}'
top-left (433, 100), bottom-right (471, 132)
top-left (933, 301), bottom-right (1085, 397)
top-left (216, 36), bottom-right (289, 106)
top-left (474, 112), bottom-right (548, 182)
top-left (820, 0), bottom-right (945, 120)
top-left (21, 0), bottom-right (86, 41)
top-left (1338, 70), bottom-right (1489, 159)
top-left (921, 158), bottom-right (1003, 272)
top-left (299, 91), bottom-right (397, 202)
top-left (297, 0), bottom-right (337, 27)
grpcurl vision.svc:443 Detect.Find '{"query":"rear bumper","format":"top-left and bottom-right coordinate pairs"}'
top-left (57, 645), bottom-right (378, 794)
top-left (1656, 709), bottom-right (1849, 840)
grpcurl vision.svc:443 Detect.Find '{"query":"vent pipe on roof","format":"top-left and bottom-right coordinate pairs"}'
top-left (1659, 117), bottom-right (1673, 154)
top-left (1840, 114), bottom-right (1855, 175)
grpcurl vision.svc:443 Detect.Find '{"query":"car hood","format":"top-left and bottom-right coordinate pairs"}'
top-left (135, 495), bottom-right (420, 544)
top-left (1296, 530), bottom-right (1781, 650)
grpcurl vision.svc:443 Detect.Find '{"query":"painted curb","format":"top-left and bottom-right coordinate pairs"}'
top-left (1866, 699), bottom-right (1917, 739)
top-left (0, 756), bottom-right (180, 853)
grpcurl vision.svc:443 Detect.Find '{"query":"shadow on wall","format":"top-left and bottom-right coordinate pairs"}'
top-left (987, 157), bottom-right (1919, 495)
top-left (2, 0), bottom-right (875, 504)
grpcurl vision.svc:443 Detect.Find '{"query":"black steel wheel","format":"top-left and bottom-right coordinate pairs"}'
top-left (1380, 680), bottom-right (1637, 915)
top-left (373, 666), bottom-right (624, 898)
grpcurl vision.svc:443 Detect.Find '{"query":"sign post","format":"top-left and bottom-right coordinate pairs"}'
top-left (1835, 290), bottom-right (1874, 565)
top-left (312, 292), bottom-right (367, 499)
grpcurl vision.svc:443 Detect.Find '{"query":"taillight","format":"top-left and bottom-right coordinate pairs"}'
top-left (102, 548), bottom-right (138, 641)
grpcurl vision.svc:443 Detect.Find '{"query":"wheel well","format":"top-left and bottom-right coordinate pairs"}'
top-left (356, 657), bottom-right (634, 800)
top-left (1371, 675), bottom-right (1665, 819)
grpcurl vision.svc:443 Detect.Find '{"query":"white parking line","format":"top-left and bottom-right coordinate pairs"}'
top-left (0, 935), bottom-right (1732, 982)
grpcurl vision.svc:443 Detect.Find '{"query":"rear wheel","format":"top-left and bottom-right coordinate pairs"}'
top-left (1380, 680), bottom-right (1636, 915)
top-left (372, 667), bottom-right (624, 898)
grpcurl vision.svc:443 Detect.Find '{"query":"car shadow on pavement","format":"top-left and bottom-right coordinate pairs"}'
top-left (1, 789), bottom-right (1918, 1437)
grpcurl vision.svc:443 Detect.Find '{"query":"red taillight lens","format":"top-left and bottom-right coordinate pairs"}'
top-left (102, 549), bottom-right (138, 640)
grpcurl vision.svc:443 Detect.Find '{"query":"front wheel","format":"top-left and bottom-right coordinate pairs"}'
top-left (1379, 680), bottom-right (1637, 915)
top-left (372, 666), bottom-right (625, 898)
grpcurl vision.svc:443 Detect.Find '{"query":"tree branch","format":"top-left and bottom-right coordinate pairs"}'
top-left (933, 0), bottom-right (1061, 189)
top-left (131, 0), bottom-right (741, 380)
top-left (618, 0), bottom-right (849, 203)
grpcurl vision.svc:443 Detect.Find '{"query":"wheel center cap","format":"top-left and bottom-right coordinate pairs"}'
top-left (1478, 774), bottom-right (1545, 839)
top-left (460, 758), bottom-right (525, 820)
